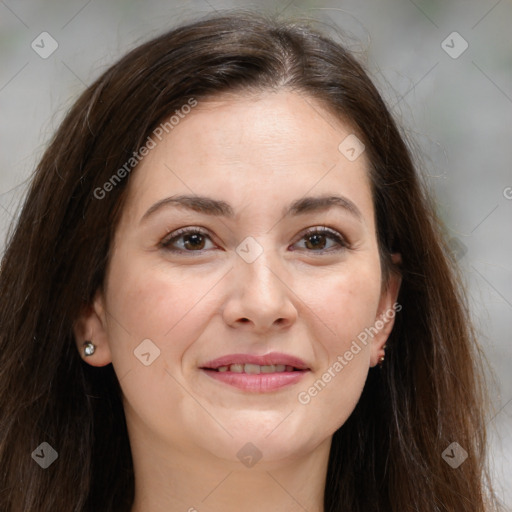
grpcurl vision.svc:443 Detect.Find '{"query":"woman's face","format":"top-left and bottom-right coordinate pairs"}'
top-left (78, 90), bottom-right (400, 465)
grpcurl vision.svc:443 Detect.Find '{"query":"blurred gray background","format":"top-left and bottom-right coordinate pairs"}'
top-left (1, 0), bottom-right (511, 507)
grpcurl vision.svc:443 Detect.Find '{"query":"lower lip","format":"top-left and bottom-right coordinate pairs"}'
top-left (201, 369), bottom-right (308, 392)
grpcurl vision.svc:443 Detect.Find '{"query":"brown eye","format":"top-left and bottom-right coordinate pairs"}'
top-left (161, 226), bottom-right (348, 255)
top-left (304, 232), bottom-right (329, 250)
top-left (162, 228), bottom-right (214, 252)
top-left (293, 227), bottom-right (348, 253)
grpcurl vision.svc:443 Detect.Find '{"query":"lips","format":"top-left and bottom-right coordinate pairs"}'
top-left (199, 352), bottom-right (310, 392)
top-left (200, 352), bottom-right (310, 371)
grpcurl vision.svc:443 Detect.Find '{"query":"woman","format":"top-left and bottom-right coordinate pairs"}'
top-left (0, 11), bottom-right (500, 512)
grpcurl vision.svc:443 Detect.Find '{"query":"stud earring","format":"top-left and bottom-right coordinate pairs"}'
top-left (378, 344), bottom-right (387, 367)
top-left (83, 341), bottom-right (96, 356)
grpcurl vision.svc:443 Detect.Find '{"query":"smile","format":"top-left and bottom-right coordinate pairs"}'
top-left (216, 363), bottom-right (303, 373)
top-left (200, 352), bottom-right (310, 392)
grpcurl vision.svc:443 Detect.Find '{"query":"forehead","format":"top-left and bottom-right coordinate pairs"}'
top-left (121, 90), bottom-right (373, 224)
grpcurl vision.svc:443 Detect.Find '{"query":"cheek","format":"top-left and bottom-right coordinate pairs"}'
top-left (103, 252), bottom-right (227, 375)
top-left (107, 267), bottom-right (199, 343)
top-left (102, 258), bottom-right (221, 440)
top-left (305, 256), bottom-right (382, 348)
top-left (296, 259), bottom-right (381, 427)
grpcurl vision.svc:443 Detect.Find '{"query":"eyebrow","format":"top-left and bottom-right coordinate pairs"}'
top-left (140, 193), bottom-right (362, 224)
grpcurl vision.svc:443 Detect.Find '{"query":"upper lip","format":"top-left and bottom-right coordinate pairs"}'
top-left (201, 352), bottom-right (310, 370)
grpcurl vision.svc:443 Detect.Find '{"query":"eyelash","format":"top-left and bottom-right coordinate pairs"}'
top-left (160, 226), bottom-right (350, 255)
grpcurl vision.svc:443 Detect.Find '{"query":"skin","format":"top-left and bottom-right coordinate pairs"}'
top-left (74, 90), bottom-right (401, 512)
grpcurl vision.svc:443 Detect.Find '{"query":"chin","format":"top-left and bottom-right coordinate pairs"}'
top-left (209, 423), bottom-right (320, 464)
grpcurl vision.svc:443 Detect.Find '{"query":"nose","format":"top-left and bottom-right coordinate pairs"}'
top-left (221, 244), bottom-right (298, 333)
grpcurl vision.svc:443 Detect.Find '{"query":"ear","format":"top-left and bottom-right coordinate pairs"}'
top-left (73, 289), bottom-right (113, 367)
top-left (369, 253), bottom-right (402, 367)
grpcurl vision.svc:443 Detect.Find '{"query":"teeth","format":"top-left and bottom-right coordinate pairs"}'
top-left (244, 363), bottom-right (261, 374)
top-left (214, 364), bottom-right (297, 373)
top-left (230, 364), bottom-right (244, 373)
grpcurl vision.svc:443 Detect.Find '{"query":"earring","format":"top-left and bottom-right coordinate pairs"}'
top-left (83, 341), bottom-right (96, 356)
top-left (378, 344), bottom-right (387, 367)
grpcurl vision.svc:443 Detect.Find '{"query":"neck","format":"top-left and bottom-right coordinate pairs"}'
top-left (129, 432), bottom-right (330, 512)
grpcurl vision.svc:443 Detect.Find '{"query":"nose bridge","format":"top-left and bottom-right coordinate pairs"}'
top-left (223, 235), bottom-right (297, 329)
top-left (237, 237), bottom-right (285, 303)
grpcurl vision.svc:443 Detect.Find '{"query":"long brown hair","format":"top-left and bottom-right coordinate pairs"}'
top-left (0, 10), bottom-right (500, 511)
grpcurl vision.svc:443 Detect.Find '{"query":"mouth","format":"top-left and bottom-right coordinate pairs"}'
top-left (204, 363), bottom-right (304, 374)
top-left (199, 353), bottom-right (310, 392)
top-left (200, 352), bottom-right (310, 372)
